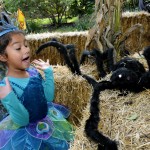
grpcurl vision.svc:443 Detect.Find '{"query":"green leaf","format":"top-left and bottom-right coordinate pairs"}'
top-left (127, 113), bottom-right (138, 121)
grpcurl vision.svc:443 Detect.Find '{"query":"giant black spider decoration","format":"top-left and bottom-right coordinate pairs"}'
top-left (80, 46), bottom-right (150, 93)
top-left (36, 39), bottom-right (150, 150)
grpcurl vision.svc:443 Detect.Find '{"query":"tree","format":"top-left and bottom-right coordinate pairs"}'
top-left (123, 0), bottom-right (139, 11)
top-left (69, 0), bottom-right (95, 18)
top-left (3, 0), bottom-right (74, 26)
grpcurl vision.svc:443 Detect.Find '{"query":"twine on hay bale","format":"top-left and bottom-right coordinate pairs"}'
top-left (70, 88), bottom-right (150, 150)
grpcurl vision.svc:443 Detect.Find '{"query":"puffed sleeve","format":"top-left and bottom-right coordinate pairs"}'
top-left (1, 91), bottom-right (29, 126)
top-left (42, 66), bottom-right (55, 102)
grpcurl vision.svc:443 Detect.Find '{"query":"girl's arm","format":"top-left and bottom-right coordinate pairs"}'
top-left (42, 67), bottom-right (55, 102)
top-left (0, 78), bottom-right (29, 126)
top-left (32, 59), bottom-right (55, 102)
top-left (1, 92), bottom-right (29, 126)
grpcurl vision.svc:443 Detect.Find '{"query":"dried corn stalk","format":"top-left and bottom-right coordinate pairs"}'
top-left (85, 0), bottom-right (144, 60)
top-left (85, 0), bottom-right (122, 51)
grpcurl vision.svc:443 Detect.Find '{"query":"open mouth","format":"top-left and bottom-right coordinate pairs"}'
top-left (22, 56), bottom-right (30, 61)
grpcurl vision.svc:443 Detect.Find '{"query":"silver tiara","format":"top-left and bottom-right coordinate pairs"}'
top-left (0, 12), bottom-right (18, 37)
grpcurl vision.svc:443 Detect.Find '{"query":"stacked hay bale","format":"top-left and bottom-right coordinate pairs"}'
top-left (122, 11), bottom-right (150, 54)
top-left (70, 88), bottom-right (150, 150)
top-left (26, 12), bottom-right (150, 65)
top-left (26, 31), bottom-right (88, 65)
top-left (49, 65), bottom-right (97, 125)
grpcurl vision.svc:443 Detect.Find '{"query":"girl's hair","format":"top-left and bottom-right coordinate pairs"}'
top-left (0, 30), bottom-right (24, 54)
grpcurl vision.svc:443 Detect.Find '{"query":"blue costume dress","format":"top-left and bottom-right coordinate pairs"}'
top-left (0, 67), bottom-right (74, 150)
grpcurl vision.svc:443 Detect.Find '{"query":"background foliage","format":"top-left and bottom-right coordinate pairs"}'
top-left (2, 0), bottom-right (141, 33)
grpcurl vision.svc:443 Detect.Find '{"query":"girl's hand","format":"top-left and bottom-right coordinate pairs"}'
top-left (0, 78), bottom-right (12, 99)
top-left (32, 59), bottom-right (50, 71)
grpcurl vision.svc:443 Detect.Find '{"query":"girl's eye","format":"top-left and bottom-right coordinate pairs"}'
top-left (16, 47), bottom-right (21, 50)
top-left (25, 44), bottom-right (28, 48)
top-left (24, 41), bottom-right (29, 48)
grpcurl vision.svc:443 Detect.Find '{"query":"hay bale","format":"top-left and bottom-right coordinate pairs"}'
top-left (70, 89), bottom-right (150, 150)
top-left (26, 31), bottom-right (88, 65)
top-left (52, 65), bottom-right (92, 125)
top-left (122, 11), bottom-right (150, 54)
top-left (26, 12), bottom-right (150, 65)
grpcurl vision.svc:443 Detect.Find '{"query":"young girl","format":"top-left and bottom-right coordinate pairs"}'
top-left (0, 12), bottom-right (74, 150)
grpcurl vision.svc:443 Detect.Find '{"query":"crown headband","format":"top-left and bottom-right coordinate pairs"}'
top-left (0, 12), bottom-right (18, 37)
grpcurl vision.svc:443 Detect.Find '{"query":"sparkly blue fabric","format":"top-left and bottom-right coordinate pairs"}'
top-left (0, 67), bottom-right (74, 150)
top-left (17, 73), bottom-right (48, 122)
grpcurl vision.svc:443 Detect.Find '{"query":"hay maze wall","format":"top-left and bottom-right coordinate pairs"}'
top-left (0, 11), bottom-right (149, 150)
top-left (26, 11), bottom-right (150, 64)
top-left (121, 12), bottom-right (150, 53)
top-left (25, 11), bottom-right (150, 149)
top-left (26, 31), bottom-right (88, 65)
top-left (51, 65), bottom-right (92, 125)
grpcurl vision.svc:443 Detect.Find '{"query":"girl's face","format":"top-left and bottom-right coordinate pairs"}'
top-left (5, 33), bottom-right (30, 71)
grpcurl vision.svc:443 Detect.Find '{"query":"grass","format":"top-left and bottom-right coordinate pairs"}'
top-left (28, 16), bottom-right (78, 26)
top-left (27, 16), bottom-right (79, 33)
top-left (26, 16), bottom-right (93, 33)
